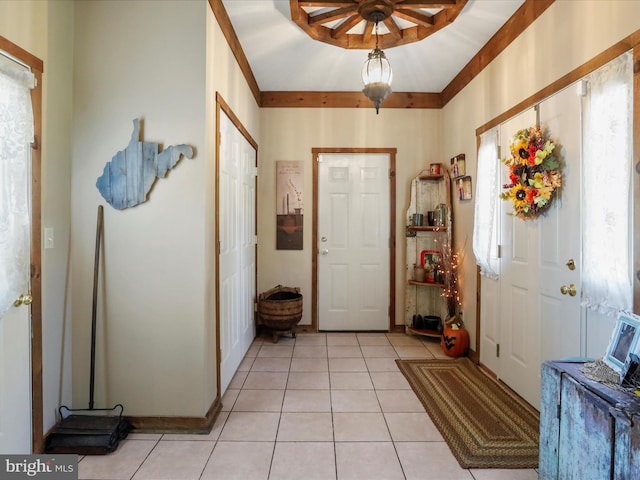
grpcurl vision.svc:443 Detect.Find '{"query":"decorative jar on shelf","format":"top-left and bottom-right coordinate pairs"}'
top-left (413, 265), bottom-right (425, 282)
top-left (434, 203), bottom-right (447, 227)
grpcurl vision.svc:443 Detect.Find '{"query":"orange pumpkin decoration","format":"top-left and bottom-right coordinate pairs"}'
top-left (441, 325), bottom-right (469, 357)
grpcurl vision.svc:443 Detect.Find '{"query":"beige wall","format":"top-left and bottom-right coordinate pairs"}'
top-left (42, 0), bottom-right (75, 437)
top-left (70, 0), bottom-right (259, 418)
top-left (71, 0), bottom-right (207, 417)
top-left (259, 108), bottom-right (442, 326)
top-left (442, 0), bottom-right (640, 362)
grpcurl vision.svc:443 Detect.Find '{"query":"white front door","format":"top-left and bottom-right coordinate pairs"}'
top-left (218, 109), bottom-right (256, 394)
top-left (498, 109), bottom-right (541, 407)
top-left (536, 87), bottom-right (582, 366)
top-left (499, 88), bottom-right (582, 408)
top-left (0, 180), bottom-right (32, 454)
top-left (317, 153), bottom-right (390, 331)
top-left (0, 289), bottom-right (32, 454)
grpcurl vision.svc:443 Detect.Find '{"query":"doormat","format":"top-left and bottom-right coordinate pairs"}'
top-left (395, 357), bottom-right (539, 469)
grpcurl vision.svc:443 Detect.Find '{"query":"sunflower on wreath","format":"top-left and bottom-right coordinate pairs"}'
top-left (500, 125), bottom-right (562, 220)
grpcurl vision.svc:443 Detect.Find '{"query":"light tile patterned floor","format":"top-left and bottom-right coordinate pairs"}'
top-left (78, 333), bottom-right (539, 480)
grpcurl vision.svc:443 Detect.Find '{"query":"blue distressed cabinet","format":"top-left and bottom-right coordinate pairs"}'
top-left (540, 361), bottom-right (640, 479)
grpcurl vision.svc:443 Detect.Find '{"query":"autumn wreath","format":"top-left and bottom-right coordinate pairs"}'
top-left (500, 125), bottom-right (562, 220)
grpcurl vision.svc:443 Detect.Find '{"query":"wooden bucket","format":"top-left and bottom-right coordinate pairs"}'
top-left (258, 285), bottom-right (303, 332)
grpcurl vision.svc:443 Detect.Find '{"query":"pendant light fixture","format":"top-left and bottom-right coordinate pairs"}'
top-left (360, 3), bottom-right (393, 114)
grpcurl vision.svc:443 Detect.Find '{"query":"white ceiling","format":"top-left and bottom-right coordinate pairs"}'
top-left (221, 0), bottom-right (525, 93)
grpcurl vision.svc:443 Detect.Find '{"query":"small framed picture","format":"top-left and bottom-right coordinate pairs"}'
top-left (450, 154), bottom-right (465, 178)
top-left (420, 249), bottom-right (442, 283)
top-left (456, 176), bottom-right (472, 201)
top-left (604, 312), bottom-right (640, 378)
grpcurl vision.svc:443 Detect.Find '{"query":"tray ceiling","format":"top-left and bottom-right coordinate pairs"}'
top-left (221, 0), bottom-right (525, 93)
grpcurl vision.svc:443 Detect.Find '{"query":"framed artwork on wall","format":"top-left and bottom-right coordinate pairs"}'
top-left (276, 161), bottom-right (304, 250)
top-left (450, 153), bottom-right (465, 178)
top-left (456, 176), bottom-right (472, 201)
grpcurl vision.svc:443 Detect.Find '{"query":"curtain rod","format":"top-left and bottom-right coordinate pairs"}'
top-left (0, 49), bottom-right (31, 71)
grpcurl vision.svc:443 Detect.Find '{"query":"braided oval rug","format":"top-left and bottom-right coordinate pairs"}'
top-left (396, 357), bottom-right (539, 469)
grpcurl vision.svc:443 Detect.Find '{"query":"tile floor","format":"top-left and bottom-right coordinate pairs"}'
top-left (78, 332), bottom-right (539, 480)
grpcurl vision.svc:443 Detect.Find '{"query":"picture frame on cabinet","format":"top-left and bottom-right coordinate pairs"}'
top-left (604, 312), bottom-right (640, 379)
top-left (450, 153), bottom-right (465, 178)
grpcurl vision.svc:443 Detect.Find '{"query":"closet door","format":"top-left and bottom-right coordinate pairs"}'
top-left (218, 110), bottom-right (257, 394)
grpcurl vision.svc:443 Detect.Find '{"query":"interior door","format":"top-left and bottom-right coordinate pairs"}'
top-left (499, 91), bottom-right (582, 408)
top-left (317, 153), bottom-right (390, 331)
top-left (0, 154), bottom-right (32, 453)
top-left (218, 109), bottom-right (256, 394)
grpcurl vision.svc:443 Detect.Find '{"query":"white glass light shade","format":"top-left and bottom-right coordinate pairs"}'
top-left (362, 48), bottom-right (392, 114)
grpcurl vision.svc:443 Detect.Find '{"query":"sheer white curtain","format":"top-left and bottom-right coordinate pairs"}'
top-left (0, 60), bottom-right (35, 318)
top-left (473, 128), bottom-right (500, 279)
top-left (582, 51), bottom-right (633, 315)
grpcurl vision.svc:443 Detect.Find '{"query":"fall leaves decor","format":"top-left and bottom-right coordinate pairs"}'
top-left (500, 125), bottom-right (562, 220)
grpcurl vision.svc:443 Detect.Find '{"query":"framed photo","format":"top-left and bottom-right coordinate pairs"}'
top-left (420, 250), bottom-right (442, 283)
top-left (604, 312), bottom-right (640, 378)
top-left (456, 176), bottom-right (472, 201)
top-left (450, 154), bottom-right (465, 178)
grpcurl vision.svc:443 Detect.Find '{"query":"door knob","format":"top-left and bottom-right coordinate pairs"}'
top-left (566, 259), bottom-right (575, 270)
top-left (13, 293), bottom-right (33, 307)
top-left (560, 284), bottom-right (577, 297)
top-left (320, 249), bottom-right (329, 255)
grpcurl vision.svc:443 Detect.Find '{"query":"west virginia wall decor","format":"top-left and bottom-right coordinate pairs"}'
top-left (96, 118), bottom-right (194, 209)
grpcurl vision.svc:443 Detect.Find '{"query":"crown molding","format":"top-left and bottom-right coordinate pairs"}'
top-left (208, 0), bottom-right (261, 105)
top-left (260, 91), bottom-right (442, 109)
top-left (440, 0), bottom-right (554, 106)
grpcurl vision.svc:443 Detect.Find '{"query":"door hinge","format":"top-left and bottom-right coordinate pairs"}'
top-left (253, 167), bottom-right (258, 177)
top-left (556, 404), bottom-right (561, 420)
top-left (317, 156), bottom-right (324, 163)
top-left (496, 344), bottom-right (500, 358)
top-left (497, 145), bottom-right (501, 158)
top-left (496, 245), bottom-right (502, 259)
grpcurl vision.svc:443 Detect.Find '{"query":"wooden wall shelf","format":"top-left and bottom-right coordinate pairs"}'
top-left (408, 281), bottom-right (445, 288)
top-left (407, 226), bottom-right (447, 233)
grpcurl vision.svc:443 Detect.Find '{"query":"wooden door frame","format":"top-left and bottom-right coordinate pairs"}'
top-left (0, 36), bottom-right (44, 453)
top-left (214, 92), bottom-right (258, 396)
top-left (311, 148), bottom-right (397, 332)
